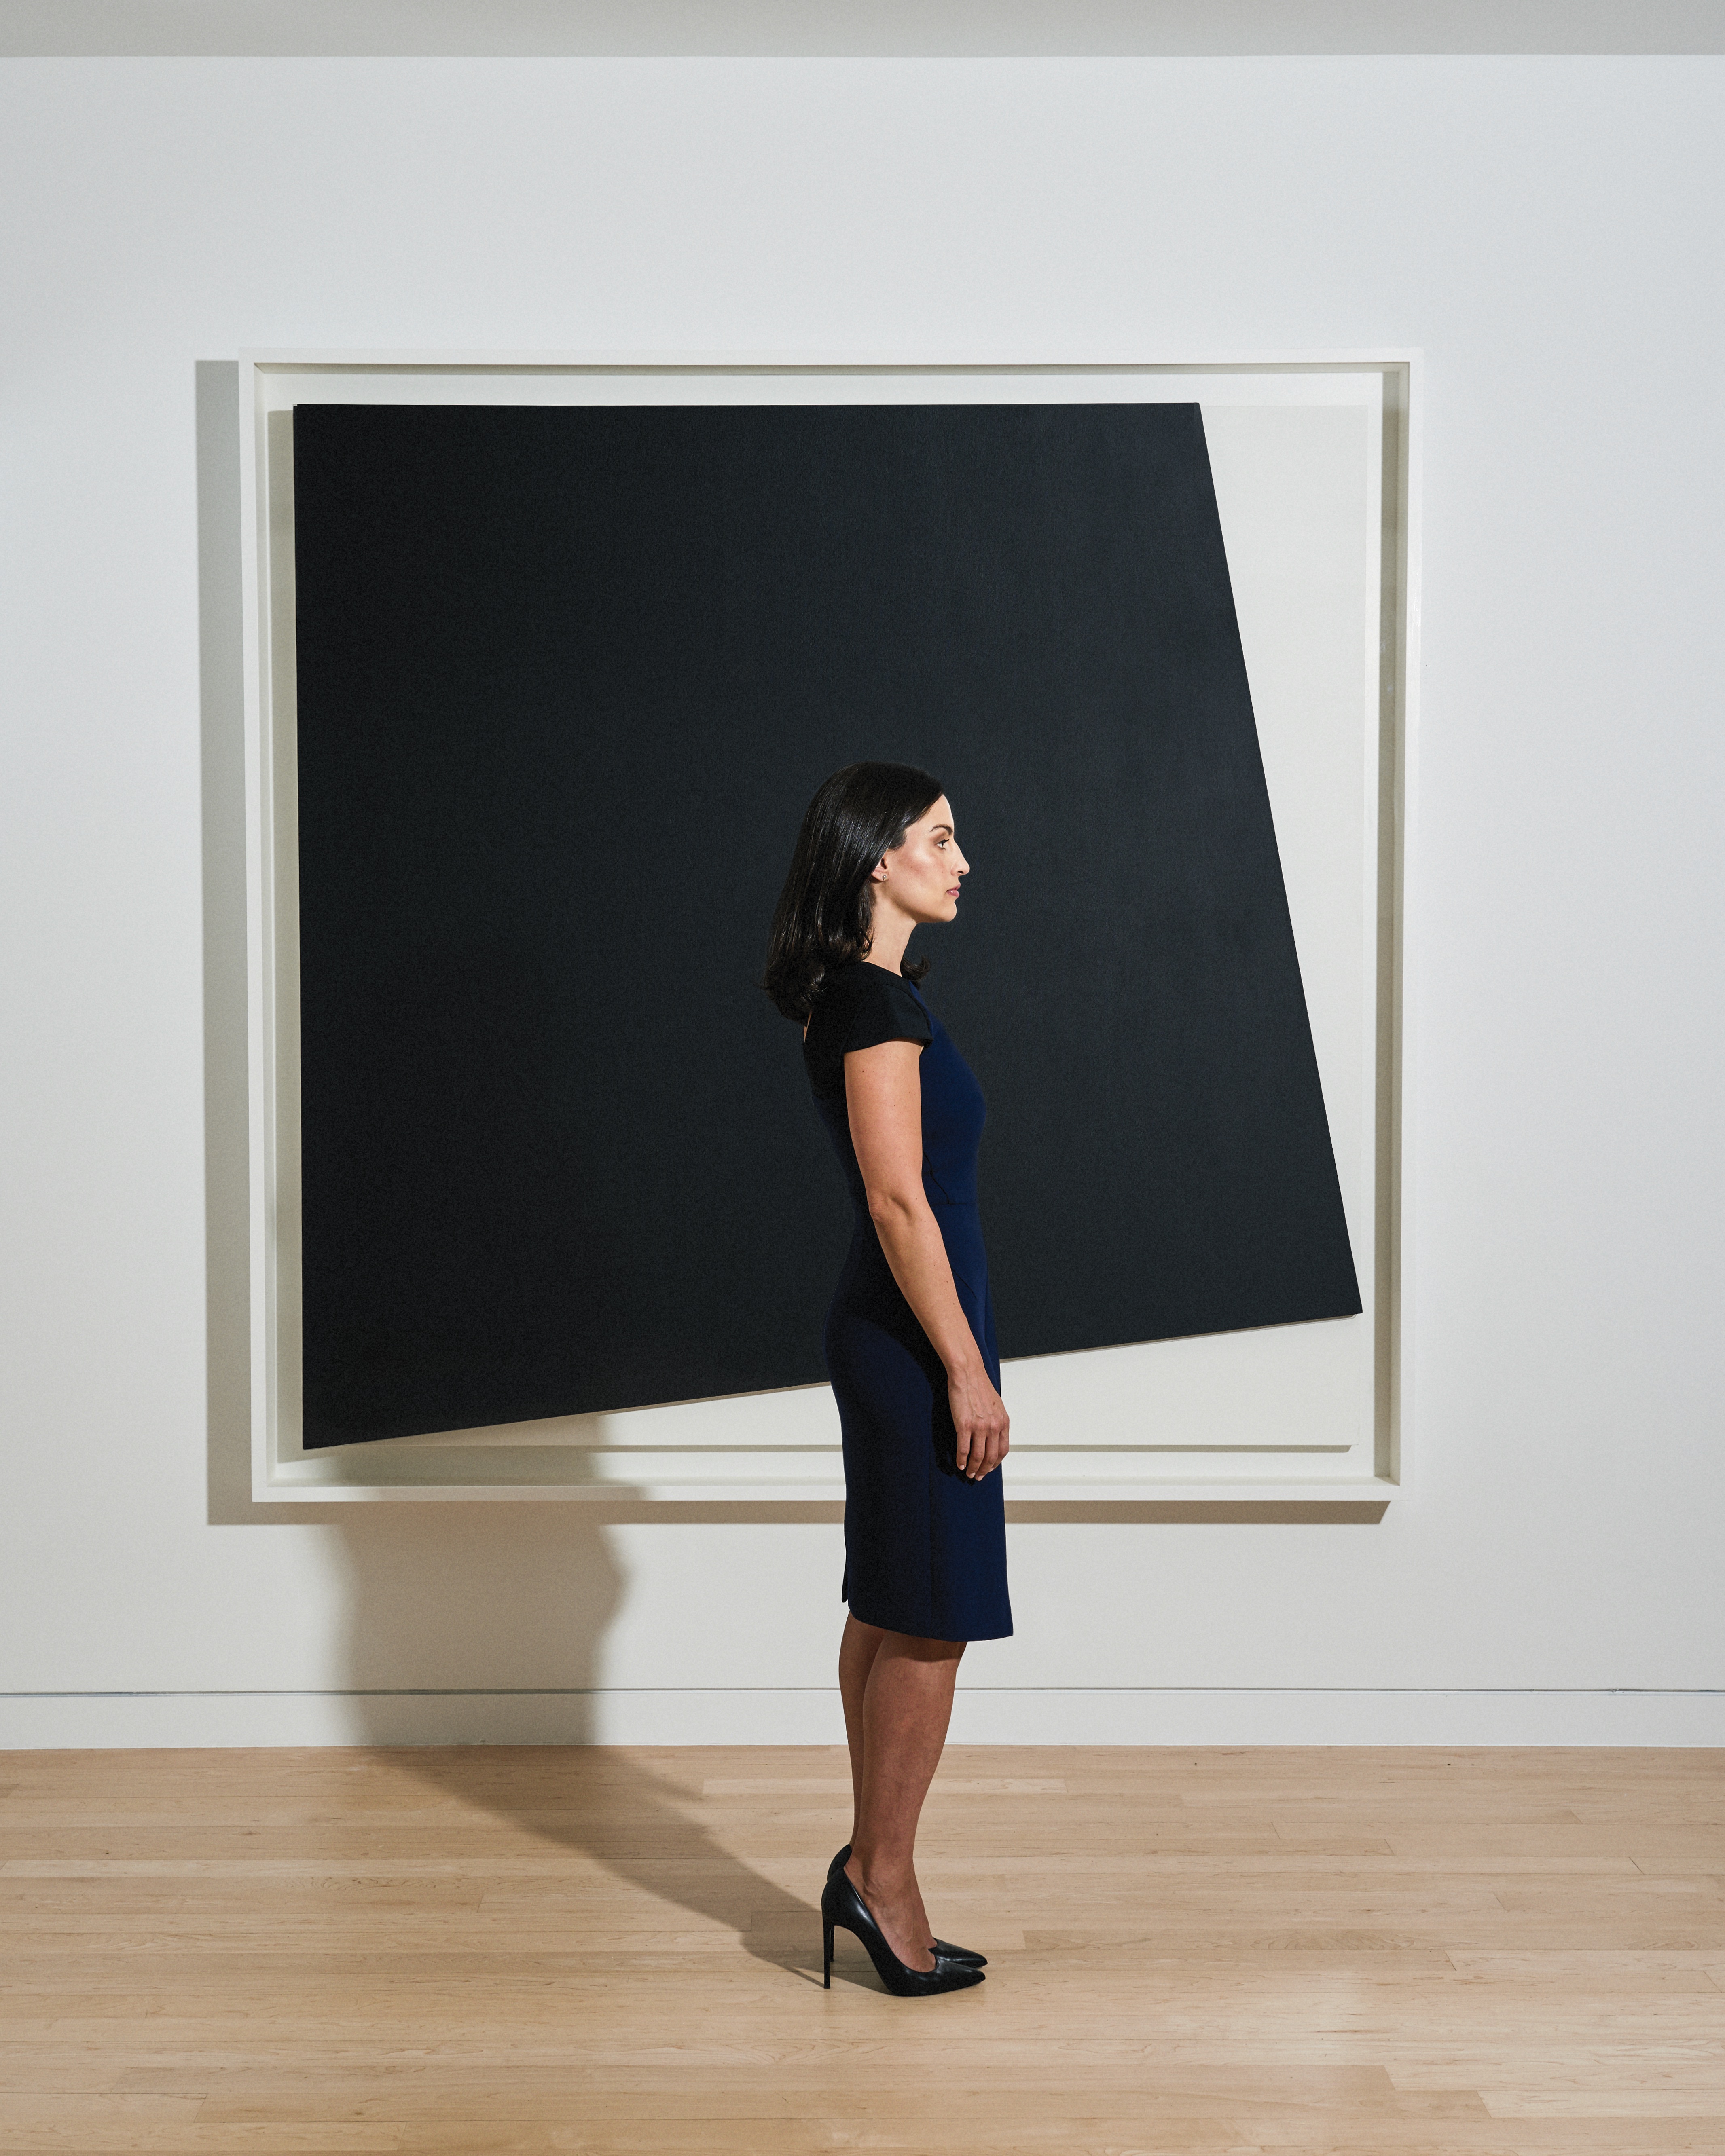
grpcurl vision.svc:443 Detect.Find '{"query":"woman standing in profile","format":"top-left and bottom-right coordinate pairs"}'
top-left (762, 761), bottom-right (1012, 1999)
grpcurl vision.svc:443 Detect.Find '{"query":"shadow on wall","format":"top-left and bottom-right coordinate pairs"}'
top-left (328, 1507), bottom-right (625, 1742)
top-left (196, 358), bottom-right (821, 1976)
top-left (194, 359), bottom-right (631, 1694)
top-left (197, 357), bottom-right (253, 1536)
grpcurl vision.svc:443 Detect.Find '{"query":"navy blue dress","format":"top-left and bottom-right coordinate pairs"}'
top-left (804, 960), bottom-right (1013, 1643)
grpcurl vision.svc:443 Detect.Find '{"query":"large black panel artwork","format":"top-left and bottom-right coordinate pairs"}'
top-left (292, 402), bottom-right (1361, 1447)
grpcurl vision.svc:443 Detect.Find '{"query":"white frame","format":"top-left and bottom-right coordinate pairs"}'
top-left (241, 350), bottom-right (1419, 1503)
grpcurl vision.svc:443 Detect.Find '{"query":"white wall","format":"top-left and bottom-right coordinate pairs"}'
top-left (4, 53), bottom-right (1723, 1746)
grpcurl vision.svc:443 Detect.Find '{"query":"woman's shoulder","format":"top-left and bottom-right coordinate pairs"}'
top-left (804, 960), bottom-right (929, 1046)
top-left (813, 959), bottom-right (923, 1017)
top-left (802, 961), bottom-right (930, 1095)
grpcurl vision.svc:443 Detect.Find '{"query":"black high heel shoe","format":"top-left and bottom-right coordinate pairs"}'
top-left (821, 1867), bottom-right (984, 1996)
top-left (828, 1844), bottom-right (987, 1967)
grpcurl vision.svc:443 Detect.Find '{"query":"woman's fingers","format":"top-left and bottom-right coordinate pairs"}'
top-left (955, 1419), bottom-right (976, 1477)
top-left (949, 1376), bottom-right (1009, 1477)
top-left (957, 1417), bottom-right (1008, 1478)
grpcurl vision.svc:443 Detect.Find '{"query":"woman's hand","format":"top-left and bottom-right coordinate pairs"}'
top-left (948, 1362), bottom-right (1009, 1480)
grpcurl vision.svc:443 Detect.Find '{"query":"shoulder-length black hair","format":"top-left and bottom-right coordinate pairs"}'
top-left (761, 761), bottom-right (945, 1021)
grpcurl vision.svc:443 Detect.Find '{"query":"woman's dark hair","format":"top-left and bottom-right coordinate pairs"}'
top-left (761, 761), bottom-right (944, 1021)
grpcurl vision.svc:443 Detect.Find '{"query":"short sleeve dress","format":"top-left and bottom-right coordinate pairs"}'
top-left (803, 959), bottom-right (1013, 1643)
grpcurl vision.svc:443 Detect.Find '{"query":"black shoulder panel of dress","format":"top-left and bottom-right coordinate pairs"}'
top-left (803, 962), bottom-right (933, 1101)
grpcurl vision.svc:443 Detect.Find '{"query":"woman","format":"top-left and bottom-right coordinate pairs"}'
top-left (762, 761), bottom-right (1012, 1999)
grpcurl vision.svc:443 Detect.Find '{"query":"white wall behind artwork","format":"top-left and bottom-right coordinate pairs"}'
top-left (3, 47), bottom-right (1723, 1745)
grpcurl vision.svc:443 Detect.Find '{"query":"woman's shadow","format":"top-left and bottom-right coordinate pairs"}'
top-left (330, 1507), bottom-right (826, 1980)
top-left (193, 357), bottom-right (829, 1986)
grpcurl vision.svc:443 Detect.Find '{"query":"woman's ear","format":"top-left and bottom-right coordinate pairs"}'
top-left (868, 857), bottom-right (887, 883)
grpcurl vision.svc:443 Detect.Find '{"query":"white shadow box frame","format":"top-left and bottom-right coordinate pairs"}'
top-left (241, 351), bottom-right (1419, 1504)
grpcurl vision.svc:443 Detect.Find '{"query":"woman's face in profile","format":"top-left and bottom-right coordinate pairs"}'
top-left (875, 795), bottom-right (969, 925)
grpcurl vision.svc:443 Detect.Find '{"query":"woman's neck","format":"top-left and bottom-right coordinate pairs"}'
top-left (864, 910), bottom-right (914, 977)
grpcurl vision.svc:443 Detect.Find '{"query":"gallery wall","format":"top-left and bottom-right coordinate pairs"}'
top-left (3, 47), bottom-right (1722, 1745)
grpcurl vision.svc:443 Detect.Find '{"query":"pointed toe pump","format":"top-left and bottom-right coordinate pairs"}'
top-left (828, 1843), bottom-right (986, 1968)
top-left (821, 1869), bottom-right (985, 1997)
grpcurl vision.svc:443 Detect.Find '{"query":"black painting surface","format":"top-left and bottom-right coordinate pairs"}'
top-left (292, 402), bottom-right (1361, 1447)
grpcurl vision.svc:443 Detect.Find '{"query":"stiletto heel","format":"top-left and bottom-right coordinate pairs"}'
top-left (823, 1917), bottom-right (834, 1989)
top-left (827, 1844), bottom-right (986, 1968)
top-left (820, 1868), bottom-right (984, 1997)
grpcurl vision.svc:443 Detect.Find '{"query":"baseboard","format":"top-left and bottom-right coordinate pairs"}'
top-left (949, 1689), bottom-right (1725, 1746)
top-left (4, 1687), bottom-right (1723, 1748)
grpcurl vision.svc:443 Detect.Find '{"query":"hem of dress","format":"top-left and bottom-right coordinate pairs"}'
top-left (843, 1593), bottom-right (1014, 1645)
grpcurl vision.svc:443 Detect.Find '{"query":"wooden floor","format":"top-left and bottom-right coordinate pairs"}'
top-left (2, 1746), bottom-right (1723, 2153)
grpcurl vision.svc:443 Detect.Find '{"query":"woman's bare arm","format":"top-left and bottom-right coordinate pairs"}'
top-left (844, 1038), bottom-right (1009, 1480)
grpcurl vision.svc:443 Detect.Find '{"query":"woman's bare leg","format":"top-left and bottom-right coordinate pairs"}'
top-left (844, 1628), bottom-right (965, 1972)
top-left (838, 1613), bottom-right (885, 1843)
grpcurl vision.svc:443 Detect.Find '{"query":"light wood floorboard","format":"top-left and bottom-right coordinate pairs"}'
top-left (1, 1746), bottom-right (1722, 2152)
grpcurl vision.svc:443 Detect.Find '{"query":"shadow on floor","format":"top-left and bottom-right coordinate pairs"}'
top-left (392, 1737), bottom-right (828, 1981)
top-left (326, 1506), bottom-right (826, 1981)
